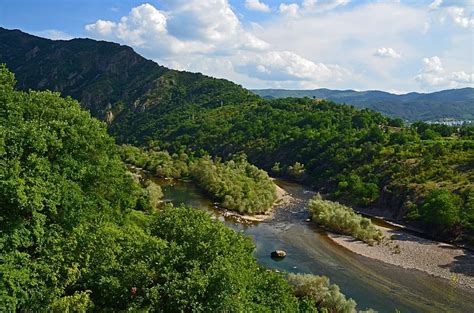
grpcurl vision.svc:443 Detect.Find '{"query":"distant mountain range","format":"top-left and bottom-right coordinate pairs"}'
top-left (252, 88), bottom-right (474, 121)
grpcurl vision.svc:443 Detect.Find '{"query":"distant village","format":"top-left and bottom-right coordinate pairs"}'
top-left (425, 118), bottom-right (473, 126)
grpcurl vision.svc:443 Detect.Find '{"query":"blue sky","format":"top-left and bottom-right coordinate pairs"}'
top-left (1, 0), bottom-right (473, 92)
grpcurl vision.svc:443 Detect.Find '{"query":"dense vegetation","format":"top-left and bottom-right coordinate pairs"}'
top-left (121, 145), bottom-right (277, 214)
top-left (253, 88), bottom-right (474, 121)
top-left (0, 64), bottom-right (372, 311)
top-left (114, 94), bottom-right (472, 240)
top-left (309, 195), bottom-right (383, 245)
top-left (191, 156), bottom-right (276, 214)
top-left (121, 145), bottom-right (190, 179)
top-left (2, 28), bottom-right (472, 242)
top-left (287, 274), bottom-right (358, 313)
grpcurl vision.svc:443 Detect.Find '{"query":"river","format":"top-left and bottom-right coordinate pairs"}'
top-left (157, 178), bottom-right (474, 312)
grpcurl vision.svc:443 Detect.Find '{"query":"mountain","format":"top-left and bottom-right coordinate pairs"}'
top-left (0, 27), bottom-right (255, 124)
top-left (252, 88), bottom-right (474, 121)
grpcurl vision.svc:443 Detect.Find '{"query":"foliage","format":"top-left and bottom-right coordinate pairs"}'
top-left (309, 195), bottom-right (383, 245)
top-left (287, 273), bottom-right (357, 313)
top-left (121, 146), bottom-right (277, 214)
top-left (0, 64), bottom-right (143, 310)
top-left (2, 66), bottom-right (364, 311)
top-left (121, 144), bottom-right (190, 179)
top-left (190, 156), bottom-right (277, 214)
top-left (419, 189), bottom-right (463, 237)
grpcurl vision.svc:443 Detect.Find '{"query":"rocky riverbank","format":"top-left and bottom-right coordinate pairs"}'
top-left (328, 224), bottom-right (474, 289)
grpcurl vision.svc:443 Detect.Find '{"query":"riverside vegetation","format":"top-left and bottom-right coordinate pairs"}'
top-left (1, 66), bottom-right (374, 312)
top-left (121, 145), bottom-right (277, 214)
top-left (309, 195), bottom-right (384, 245)
top-left (2, 28), bottom-right (473, 243)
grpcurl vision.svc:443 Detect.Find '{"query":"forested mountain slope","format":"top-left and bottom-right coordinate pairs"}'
top-left (0, 27), bottom-right (256, 123)
top-left (253, 88), bottom-right (474, 121)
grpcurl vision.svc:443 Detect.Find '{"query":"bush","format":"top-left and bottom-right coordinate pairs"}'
top-left (309, 195), bottom-right (383, 244)
top-left (419, 189), bottom-right (462, 238)
top-left (190, 156), bottom-right (277, 214)
top-left (287, 273), bottom-right (357, 313)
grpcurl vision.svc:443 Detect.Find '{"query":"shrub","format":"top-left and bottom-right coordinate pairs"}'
top-left (287, 273), bottom-right (357, 313)
top-left (309, 195), bottom-right (383, 244)
top-left (190, 156), bottom-right (277, 214)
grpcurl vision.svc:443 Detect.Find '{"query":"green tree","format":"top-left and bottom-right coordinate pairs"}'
top-left (420, 189), bottom-right (462, 237)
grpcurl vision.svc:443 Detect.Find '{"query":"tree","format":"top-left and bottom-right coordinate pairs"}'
top-left (420, 189), bottom-right (462, 237)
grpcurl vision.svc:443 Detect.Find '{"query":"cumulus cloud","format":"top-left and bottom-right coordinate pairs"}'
top-left (374, 47), bottom-right (401, 59)
top-left (421, 56), bottom-right (443, 73)
top-left (445, 6), bottom-right (474, 28)
top-left (84, 1), bottom-right (350, 89)
top-left (415, 56), bottom-right (473, 89)
top-left (279, 0), bottom-right (349, 17)
top-left (82, 1), bottom-right (471, 91)
top-left (84, 20), bottom-right (117, 37)
top-left (239, 50), bottom-right (350, 82)
top-left (85, 2), bottom-right (268, 55)
top-left (430, 2), bottom-right (474, 29)
top-left (245, 0), bottom-right (270, 13)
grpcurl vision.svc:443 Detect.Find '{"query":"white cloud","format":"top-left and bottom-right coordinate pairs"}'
top-left (374, 47), bottom-right (401, 59)
top-left (82, 1), bottom-right (472, 91)
top-left (421, 56), bottom-right (443, 73)
top-left (429, 0), bottom-right (443, 10)
top-left (431, 2), bottom-right (474, 29)
top-left (85, 4), bottom-right (167, 47)
top-left (84, 1), bottom-right (349, 88)
top-left (85, 1), bottom-right (269, 56)
top-left (245, 0), bottom-right (271, 13)
top-left (445, 6), bottom-right (474, 28)
top-left (279, 0), bottom-right (349, 17)
top-left (279, 3), bottom-right (300, 17)
top-left (415, 56), bottom-right (473, 89)
top-left (32, 29), bottom-right (73, 40)
top-left (239, 50), bottom-right (350, 82)
top-left (302, 0), bottom-right (350, 13)
top-left (84, 19), bottom-right (117, 37)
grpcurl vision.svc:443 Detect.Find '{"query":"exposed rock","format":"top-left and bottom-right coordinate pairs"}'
top-left (105, 110), bottom-right (114, 124)
top-left (271, 250), bottom-right (287, 259)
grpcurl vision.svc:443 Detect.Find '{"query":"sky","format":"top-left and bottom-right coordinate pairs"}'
top-left (1, 0), bottom-right (473, 93)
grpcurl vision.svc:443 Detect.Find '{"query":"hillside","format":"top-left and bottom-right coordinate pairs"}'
top-left (252, 88), bottom-right (474, 121)
top-left (0, 27), bottom-right (256, 123)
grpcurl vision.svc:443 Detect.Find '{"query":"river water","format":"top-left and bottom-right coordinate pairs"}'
top-left (157, 178), bottom-right (474, 312)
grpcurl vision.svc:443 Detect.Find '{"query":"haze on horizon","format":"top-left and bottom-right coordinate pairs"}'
top-left (1, 0), bottom-right (473, 93)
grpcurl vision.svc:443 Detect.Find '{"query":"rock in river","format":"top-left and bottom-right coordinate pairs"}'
top-left (271, 250), bottom-right (287, 259)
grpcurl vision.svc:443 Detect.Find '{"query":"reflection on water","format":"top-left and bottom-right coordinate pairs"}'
top-left (158, 178), bottom-right (474, 313)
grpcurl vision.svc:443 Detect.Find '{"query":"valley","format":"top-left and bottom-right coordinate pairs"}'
top-left (1, 26), bottom-right (473, 312)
